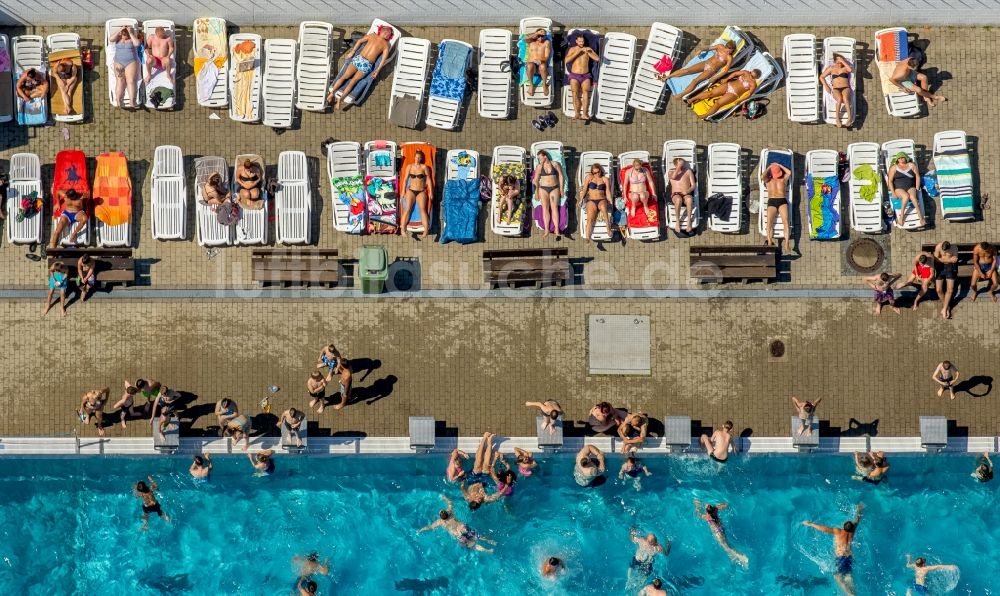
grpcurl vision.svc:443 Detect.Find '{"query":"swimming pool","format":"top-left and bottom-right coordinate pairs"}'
top-left (0, 453), bottom-right (988, 594)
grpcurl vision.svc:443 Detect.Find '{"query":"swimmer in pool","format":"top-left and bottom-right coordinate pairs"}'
top-left (418, 494), bottom-right (496, 553)
top-left (972, 452), bottom-right (993, 482)
top-left (699, 421), bottom-right (738, 463)
top-left (618, 452), bottom-right (652, 490)
top-left (694, 500), bottom-right (748, 568)
top-left (574, 444), bottom-right (607, 487)
top-left (852, 451), bottom-right (889, 485)
top-left (133, 475), bottom-right (170, 531)
top-left (248, 449), bottom-right (276, 475)
top-left (541, 556), bottom-right (564, 578)
top-left (446, 448), bottom-right (469, 483)
top-left (513, 447), bottom-right (537, 476)
top-left (639, 578), bottom-right (667, 596)
top-left (802, 502), bottom-right (863, 596)
top-left (489, 455), bottom-right (518, 500)
top-left (906, 555), bottom-right (957, 596)
top-left (189, 453), bottom-right (212, 480)
top-left (461, 433), bottom-right (504, 510)
top-left (296, 577), bottom-right (318, 595)
top-left (293, 552), bottom-right (330, 577)
top-left (628, 529), bottom-right (668, 580)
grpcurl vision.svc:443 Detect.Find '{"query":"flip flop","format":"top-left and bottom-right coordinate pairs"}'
top-left (532, 118), bottom-right (547, 132)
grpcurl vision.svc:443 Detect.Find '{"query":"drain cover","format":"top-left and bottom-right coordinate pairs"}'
top-left (769, 340), bottom-right (785, 358)
top-left (846, 238), bottom-right (885, 274)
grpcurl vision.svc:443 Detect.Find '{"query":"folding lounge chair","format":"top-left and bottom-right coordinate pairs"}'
top-left (142, 20), bottom-right (177, 110)
top-left (530, 140), bottom-right (569, 235)
top-left (52, 150), bottom-right (90, 246)
top-left (151, 145), bottom-right (187, 241)
top-left (399, 142), bottom-right (436, 235)
top-left (847, 142), bottom-right (884, 233)
top-left (234, 153), bottom-right (269, 245)
top-left (426, 39), bottom-right (474, 130)
top-left (46, 33), bottom-right (84, 122)
top-left (332, 19), bottom-right (401, 108)
top-left (595, 32), bottom-right (636, 123)
top-left (440, 149), bottom-right (480, 244)
top-left (0, 35), bottom-right (14, 124)
top-left (105, 19), bottom-right (144, 108)
top-left (782, 33), bottom-right (819, 123)
top-left (193, 17), bottom-right (228, 108)
top-left (620, 150), bottom-right (659, 241)
top-left (262, 38), bottom-right (297, 128)
top-left (364, 140), bottom-right (399, 234)
top-left (12, 35), bottom-right (47, 125)
top-left (519, 17), bottom-right (554, 108)
top-left (667, 25), bottom-right (753, 100)
top-left (881, 138), bottom-right (925, 229)
top-left (195, 156), bottom-right (233, 246)
top-left (663, 140), bottom-right (700, 235)
top-left (874, 27), bottom-right (921, 118)
top-left (94, 151), bottom-right (133, 247)
top-left (706, 143), bottom-right (743, 233)
top-left (229, 33), bottom-right (262, 123)
top-left (757, 148), bottom-right (795, 240)
top-left (933, 130), bottom-right (976, 222)
top-left (477, 29), bottom-right (513, 119)
top-left (295, 21), bottom-right (333, 112)
top-left (804, 149), bottom-right (842, 240)
top-left (577, 150), bottom-right (615, 241)
top-left (276, 150), bottom-right (311, 244)
top-left (326, 141), bottom-right (365, 233)
top-left (628, 22), bottom-right (682, 113)
top-left (387, 37), bottom-right (431, 129)
top-left (490, 145), bottom-right (528, 237)
top-left (691, 50), bottom-right (783, 122)
top-left (822, 36), bottom-right (856, 127)
top-left (561, 29), bottom-right (599, 119)
top-left (6, 152), bottom-right (42, 244)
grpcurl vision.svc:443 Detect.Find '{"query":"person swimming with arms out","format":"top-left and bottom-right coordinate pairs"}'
top-left (618, 452), bottom-right (652, 491)
top-left (802, 502), bottom-right (863, 596)
top-left (133, 475), bottom-right (170, 531)
top-left (906, 554), bottom-right (958, 595)
top-left (694, 499), bottom-right (748, 568)
top-left (418, 495), bottom-right (496, 553)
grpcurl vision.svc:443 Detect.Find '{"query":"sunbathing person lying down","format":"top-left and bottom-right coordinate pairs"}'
top-left (144, 26), bottom-right (175, 86)
top-left (686, 69), bottom-right (760, 120)
top-left (326, 25), bottom-right (394, 111)
top-left (664, 39), bottom-right (736, 97)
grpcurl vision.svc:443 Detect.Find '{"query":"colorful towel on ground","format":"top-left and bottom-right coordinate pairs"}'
top-left (93, 151), bottom-right (132, 227)
top-left (667, 25), bottom-right (747, 96)
top-left (852, 164), bottom-right (879, 202)
top-left (429, 42), bottom-right (471, 101)
top-left (492, 162), bottom-right (526, 228)
top-left (517, 34), bottom-right (551, 87)
top-left (400, 144), bottom-right (436, 230)
top-left (48, 48), bottom-right (83, 117)
top-left (440, 178), bottom-right (480, 244)
top-left (876, 30), bottom-right (908, 95)
top-left (621, 164), bottom-right (658, 230)
top-left (331, 175), bottom-right (366, 234)
top-left (365, 176), bottom-right (398, 234)
top-left (15, 68), bottom-right (47, 126)
top-left (935, 150), bottom-right (975, 220)
top-left (531, 151), bottom-right (569, 233)
top-left (52, 150), bottom-right (89, 219)
top-left (807, 173), bottom-right (840, 239)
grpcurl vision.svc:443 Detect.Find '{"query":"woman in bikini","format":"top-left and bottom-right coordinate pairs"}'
top-left (533, 150), bottom-right (564, 237)
top-left (445, 448), bottom-right (469, 483)
top-left (667, 157), bottom-right (696, 234)
top-left (685, 69), bottom-right (760, 120)
top-left (52, 59), bottom-right (80, 116)
top-left (694, 500), bottom-right (749, 567)
top-left (624, 159), bottom-right (654, 221)
top-left (235, 159), bottom-right (262, 205)
top-left (666, 40), bottom-right (736, 98)
top-left (202, 172), bottom-right (230, 207)
top-left (498, 174), bottom-right (521, 224)
top-left (513, 447), bottom-right (537, 476)
top-left (886, 153), bottom-right (926, 228)
top-left (820, 53), bottom-right (853, 127)
top-left (763, 162), bottom-right (793, 252)
top-left (110, 26), bottom-right (141, 109)
top-left (399, 150), bottom-right (432, 239)
top-left (579, 162), bottom-right (612, 240)
top-left (78, 387), bottom-right (110, 437)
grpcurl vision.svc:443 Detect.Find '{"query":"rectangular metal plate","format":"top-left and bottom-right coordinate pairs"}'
top-left (588, 315), bottom-right (651, 375)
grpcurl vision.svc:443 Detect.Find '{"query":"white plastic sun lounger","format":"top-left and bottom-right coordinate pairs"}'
top-left (782, 33), bottom-right (819, 123)
top-left (195, 156), bottom-right (233, 247)
top-left (426, 39), bottom-right (474, 130)
top-left (234, 153), bottom-right (268, 245)
top-left (262, 38), bottom-right (297, 129)
top-left (105, 19), bottom-right (144, 108)
top-left (276, 151), bottom-right (311, 244)
top-left (874, 27), bottom-right (921, 118)
top-left (142, 20), bottom-right (177, 110)
top-left (663, 140), bottom-right (700, 233)
top-left (326, 141), bottom-right (363, 233)
top-left (193, 17), bottom-right (228, 108)
top-left (387, 37), bottom-right (431, 129)
top-left (295, 21), bottom-right (333, 112)
top-left (881, 138), bottom-right (925, 229)
top-left (519, 17), bottom-right (554, 108)
top-left (577, 150), bottom-right (615, 241)
top-left (758, 148), bottom-right (795, 240)
top-left (628, 22), bottom-right (682, 113)
top-left (804, 149), bottom-right (842, 240)
top-left (847, 142), bottom-right (884, 233)
top-left (45, 33), bottom-right (83, 122)
top-left (822, 36), bottom-right (856, 127)
top-left (707, 143), bottom-right (743, 233)
top-left (6, 153), bottom-right (42, 244)
top-left (933, 130), bottom-right (976, 223)
top-left (12, 35), bottom-right (47, 126)
top-left (229, 33), bottom-right (261, 123)
top-left (478, 29), bottom-right (513, 119)
top-left (561, 29), bottom-right (599, 119)
top-left (151, 145), bottom-right (187, 241)
top-left (620, 150), bottom-right (659, 240)
top-left (595, 32), bottom-right (636, 123)
top-left (490, 145), bottom-right (528, 236)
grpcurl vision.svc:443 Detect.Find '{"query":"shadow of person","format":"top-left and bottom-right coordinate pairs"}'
top-left (954, 375), bottom-right (993, 398)
top-left (351, 375), bottom-right (398, 406)
top-left (349, 357), bottom-right (382, 383)
top-left (843, 418), bottom-right (879, 437)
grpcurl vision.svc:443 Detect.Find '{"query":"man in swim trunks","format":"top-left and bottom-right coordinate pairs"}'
top-left (418, 495), bottom-right (496, 553)
top-left (628, 529), bottom-right (667, 580)
top-left (277, 407), bottom-right (306, 448)
top-left (50, 188), bottom-right (91, 248)
top-left (144, 26), bottom-right (174, 85)
top-left (863, 272), bottom-right (902, 316)
top-left (525, 29), bottom-right (552, 98)
top-left (667, 157), bottom-right (696, 234)
top-left (461, 433), bottom-right (504, 509)
top-left (906, 555), bottom-right (957, 595)
top-left (574, 444), bottom-right (607, 487)
top-left (763, 162), bottom-right (793, 253)
top-left (639, 578), bottom-right (667, 596)
top-left (134, 475), bottom-right (170, 531)
top-left (189, 453), bottom-right (212, 480)
top-left (665, 39), bottom-right (737, 98)
top-left (971, 241), bottom-right (999, 302)
top-left (802, 502), bottom-right (863, 596)
top-left (564, 32), bottom-right (599, 120)
top-left (933, 240), bottom-right (959, 319)
top-left (896, 251), bottom-right (936, 310)
top-left (617, 412), bottom-right (649, 453)
top-left (326, 25), bottom-right (394, 110)
top-left (891, 57), bottom-right (946, 107)
top-left (699, 421), bottom-right (738, 463)
top-left (15, 68), bottom-right (48, 103)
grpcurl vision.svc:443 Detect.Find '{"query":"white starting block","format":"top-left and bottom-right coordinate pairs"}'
top-left (536, 415), bottom-right (563, 451)
top-left (281, 414), bottom-right (308, 452)
top-left (154, 415), bottom-right (180, 453)
top-left (920, 416), bottom-right (948, 452)
top-left (792, 416), bottom-right (820, 451)
top-left (663, 416), bottom-right (691, 453)
top-left (409, 416), bottom-right (436, 452)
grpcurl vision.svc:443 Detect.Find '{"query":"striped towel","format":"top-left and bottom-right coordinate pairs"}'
top-left (935, 149), bottom-right (975, 220)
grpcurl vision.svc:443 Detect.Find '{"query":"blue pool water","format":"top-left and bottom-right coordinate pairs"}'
top-left (0, 453), bottom-right (992, 595)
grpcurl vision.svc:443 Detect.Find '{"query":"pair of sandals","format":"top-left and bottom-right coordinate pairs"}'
top-left (532, 111), bottom-right (557, 131)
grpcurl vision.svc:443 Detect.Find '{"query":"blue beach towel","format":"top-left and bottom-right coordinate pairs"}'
top-left (429, 41), bottom-right (471, 101)
top-left (440, 178), bottom-right (481, 244)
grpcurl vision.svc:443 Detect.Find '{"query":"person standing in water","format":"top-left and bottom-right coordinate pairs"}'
top-left (972, 452), bottom-right (993, 482)
top-left (694, 500), bottom-right (748, 567)
top-left (906, 555), bottom-right (957, 595)
top-left (802, 503), bottom-right (863, 596)
top-left (628, 529), bottom-right (668, 581)
top-left (639, 578), bottom-right (667, 596)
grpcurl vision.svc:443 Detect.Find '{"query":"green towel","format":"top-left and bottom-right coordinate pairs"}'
top-left (852, 164), bottom-right (879, 202)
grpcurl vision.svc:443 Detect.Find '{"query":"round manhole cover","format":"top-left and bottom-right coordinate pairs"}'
top-left (770, 340), bottom-right (785, 358)
top-left (846, 238), bottom-right (885, 274)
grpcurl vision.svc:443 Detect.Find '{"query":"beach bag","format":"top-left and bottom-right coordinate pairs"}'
top-left (653, 55), bottom-right (673, 74)
top-left (479, 174), bottom-right (492, 202)
top-left (922, 172), bottom-right (939, 199)
top-left (741, 99), bottom-right (767, 120)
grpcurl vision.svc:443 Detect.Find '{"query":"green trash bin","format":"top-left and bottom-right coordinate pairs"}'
top-left (359, 246), bottom-right (389, 294)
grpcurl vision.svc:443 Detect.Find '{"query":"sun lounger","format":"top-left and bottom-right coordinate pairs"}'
top-left (933, 130), bottom-right (976, 222)
top-left (595, 32), bottom-right (636, 123)
top-left (400, 142), bottom-right (436, 234)
top-left (105, 19), bottom-right (144, 109)
top-left (276, 150), bottom-right (311, 244)
top-left (519, 17), bottom-right (554, 108)
top-left (46, 33), bottom-right (83, 122)
top-left (561, 29), bottom-right (600, 119)
top-left (691, 50), bottom-right (783, 122)
top-left (530, 140), bottom-right (568, 234)
top-left (667, 25), bottom-right (753, 100)
top-left (707, 142), bottom-right (743, 233)
top-left (628, 22), bottom-right (682, 113)
top-left (663, 140), bottom-right (699, 235)
top-left (94, 151), bottom-right (132, 247)
top-left (326, 141), bottom-right (365, 234)
top-left (0, 35), bottom-right (14, 123)
top-left (577, 150), bottom-right (615, 241)
top-left (881, 138), bottom-right (925, 229)
top-left (758, 148), bottom-right (794, 240)
top-left (874, 27), bottom-right (921, 118)
top-left (804, 149), bottom-right (842, 240)
top-left (229, 34), bottom-right (262, 122)
top-left (195, 156), bottom-right (233, 246)
top-left (193, 17), bottom-right (228, 108)
top-left (822, 36), bottom-right (856, 127)
top-left (477, 28), bottom-right (513, 119)
top-left (6, 152), bottom-right (42, 244)
top-left (234, 153), bottom-right (268, 245)
top-left (332, 19), bottom-right (401, 108)
top-left (142, 20), bottom-right (177, 110)
top-left (12, 35), bottom-right (47, 125)
top-left (295, 21), bottom-right (333, 112)
top-left (491, 145), bottom-right (528, 236)
top-left (847, 142), bottom-right (884, 233)
top-left (426, 39), bottom-right (474, 130)
top-left (52, 150), bottom-right (90, 246)
top-left (387, 37), bottom-right (431, 129)
top-left (262, 38), bottom-right (297, 128)
top-left (151, 145), bottom-right (186, 241)
top-left (364, 140), bottom-right (399, 234)
top-left (621, 150), bottom-right (659, 240)
top-left (440, 149), bottom-right (480, 244)
top-left (782, 33), bottom-right (819, 123)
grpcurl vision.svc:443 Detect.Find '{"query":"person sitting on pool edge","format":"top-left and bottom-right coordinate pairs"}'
top-left (461, 433), bottom-right (504, 509)
top-left (853, 451), bottom-right (889, 484)
top-left (588, 401), bottom-right (626, 434)
top-left (189, 453), bottom-right (212, 481)
top-left (525, 400), bottom-right (562, 434)
top-left (700, 421), bottom-right (738, 463)
top-left (133, 475), bottom-right (170, 531)
top-left (618, 412), bottom-right (650, 453)
top-left (574, 445), bottom-right (607, 487)
top-left (972, 452), bottom-right (993, 482)
top-left (418, 494), bottom-right (496, 553)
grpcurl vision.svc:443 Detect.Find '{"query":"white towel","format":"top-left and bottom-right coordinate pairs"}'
top-left (197, 60), bottom-right (219, 104)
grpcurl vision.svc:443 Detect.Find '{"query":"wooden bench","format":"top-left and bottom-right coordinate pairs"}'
top-left (920, 243), bottom-right (976, 278)
top-left (689, 245), bottom-right (778, 283)
top-left (251, 249), bottom-right (341, 288)
top-left (483, 248), bottom-right (572, 289)
top-left (47, 248), bottom-right (136, 286)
